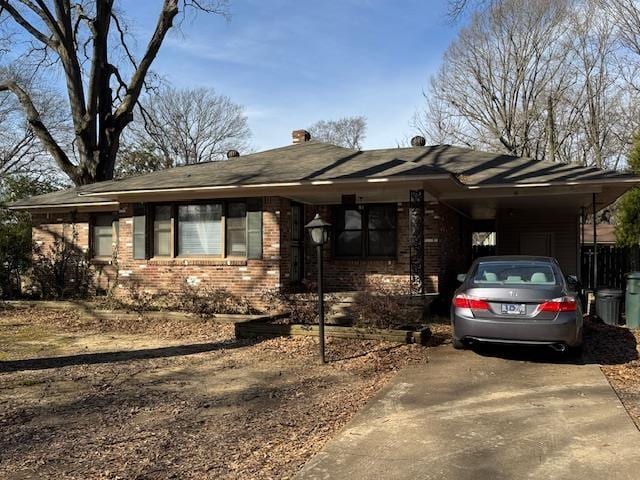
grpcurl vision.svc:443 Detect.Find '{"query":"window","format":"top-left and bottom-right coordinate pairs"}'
top-left (178, 204), bottom-right (222, 256)
top-left (132, 204), bottom-right (147, 260)
top-left (226, 202), bottom-right (247, 257)
top-left (367, 205), bottom-right (396, 257)
top-left (142, 199), bottom-right (262, 259)
top-left (153, 205), bottom-right (172, 257)
top-left (334, 204), bottom-right (397, 258)
top-left (92, 214), bottom-right (115, 258)
top-left (472, 261), bottom-right (558, 285)
top-left (336, 208), bottom-right (363, 256)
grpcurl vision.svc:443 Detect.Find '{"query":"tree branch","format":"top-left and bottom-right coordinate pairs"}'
top-left (0, 1), bottom-right (58, 48)
top-left (0, 81), bottom-right (77, 182)
top-left (114, 0), bottom-right (179, 126)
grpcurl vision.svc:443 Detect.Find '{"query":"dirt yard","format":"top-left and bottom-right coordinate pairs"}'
top-left (0, 307), bottom-right (448, 480)
top-left (1, 308), bottom-right (637, 480)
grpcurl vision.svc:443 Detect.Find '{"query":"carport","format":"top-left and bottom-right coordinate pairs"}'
top-left (427, 166), bottom-right (640, 284)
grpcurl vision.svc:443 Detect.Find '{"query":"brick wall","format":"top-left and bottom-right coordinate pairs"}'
top-left (30, 197), bottom-right (284, 302)
top-left (299, 201), bottom-right (464, 294)
top-left (30, 195), bottom-right (470, 302)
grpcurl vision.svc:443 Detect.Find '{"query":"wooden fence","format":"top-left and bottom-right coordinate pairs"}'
top-left (471, 244), bottom-right (640, 290)
top-left (580, 245), bottom-right (640, 290)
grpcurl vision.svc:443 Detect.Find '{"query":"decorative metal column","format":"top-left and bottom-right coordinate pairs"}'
top-left (592, 193), bottom-right (598, 290)
top-left (409, 190), bottom-right (425, 295)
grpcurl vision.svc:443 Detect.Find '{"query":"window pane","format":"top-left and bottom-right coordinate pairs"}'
top-left (337, 231), bottom-right (362, 256)
top-left (368, 206), bottom-right (395, 230)
top-left (93, 215), bottom-right (113, 257)
top-left (226, 202), bottom-right (246, 256)
top-left (343, 209), bottom-right (362, 229)
top-left (133, 208), bottom-right (146, 260)
top-left (227, 229), bottom-right (247, 256)
top-left (368, 230), bottom-right (396, 257)
top-left (94, 226), bottom-right (113, 257)
top-left (178, 204), bottom-right (222, 256)
top-left (154, 206), bottom-right (172, 257)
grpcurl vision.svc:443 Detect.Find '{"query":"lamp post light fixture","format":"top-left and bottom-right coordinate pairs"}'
top-left (305, 213), bottom-right (331, 363)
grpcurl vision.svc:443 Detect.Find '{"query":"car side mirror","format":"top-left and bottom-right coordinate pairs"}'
top-left (456, 273), bottom-right (467, 283)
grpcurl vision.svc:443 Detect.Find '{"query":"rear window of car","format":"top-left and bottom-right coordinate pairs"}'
top-left (472, 261), bottom-right (557, 285)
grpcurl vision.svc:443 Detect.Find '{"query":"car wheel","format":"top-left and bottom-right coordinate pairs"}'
top-left (452, 337), bottom-right (466, 350)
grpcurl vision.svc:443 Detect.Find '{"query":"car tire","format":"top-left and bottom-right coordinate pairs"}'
top-left (452, 337), bottom-right (466, 350)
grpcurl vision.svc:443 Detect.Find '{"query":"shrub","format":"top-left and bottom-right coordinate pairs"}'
top-left (0, 176), bottom-right (57, 299)
top-left (261, 280), bottom-right (338, 324)
top-left (170, 280), bottom-right (256, 317)
top-left (350, 278), bottom-right (422, 330)
top-left (30, 224), bottom-right (94, 299)
top-left (103, 279), bottom-right (257, 317)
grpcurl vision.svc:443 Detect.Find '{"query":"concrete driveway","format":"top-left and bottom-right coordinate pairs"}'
top-left (296, 345), bottom-right (640, 480)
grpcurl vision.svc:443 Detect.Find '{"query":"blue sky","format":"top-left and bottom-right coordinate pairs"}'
top-left (122, 0), bottom-right (459, 151)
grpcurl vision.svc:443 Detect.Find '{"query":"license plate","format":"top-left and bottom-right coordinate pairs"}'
top-left (501, 303), bottom-right (526, 315)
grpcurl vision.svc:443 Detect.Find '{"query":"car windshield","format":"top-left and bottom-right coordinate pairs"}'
top-left (472, 261), bottom-right (557, 286)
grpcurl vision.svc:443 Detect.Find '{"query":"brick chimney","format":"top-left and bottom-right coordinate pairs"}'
top-left (292, 129), bottom-right (311, 144)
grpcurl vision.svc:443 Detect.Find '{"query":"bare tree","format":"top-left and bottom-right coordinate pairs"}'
top-left (0, 1), bottom-right (228, 186)
top-left (417, 0), bottom-right (639, 168)
top-left (307, 116), bottom-right (367, 149)
top-left (0, 65), bottom-right (69, 181)
top-left (129, 86), bottom-right (251, 167)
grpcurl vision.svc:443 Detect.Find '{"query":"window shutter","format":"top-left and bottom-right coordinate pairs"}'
top-left (247, 198), bottom-right (263, 260)
top-left (133, 204), bottom-right (148, 260)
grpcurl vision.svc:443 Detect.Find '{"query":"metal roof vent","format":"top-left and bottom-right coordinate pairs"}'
top-left (227, 149), bottom-right (240, 158)
top-left (411, 135), bottom-right (426, 147)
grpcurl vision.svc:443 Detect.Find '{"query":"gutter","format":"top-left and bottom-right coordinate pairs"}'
top-left (8, 201), bottom-right (119, 211)
top-left (75, 173), bottom-right (460, 197)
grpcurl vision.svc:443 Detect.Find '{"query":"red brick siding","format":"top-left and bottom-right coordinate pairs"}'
top-left (30, 196), bottom-right (470, 301)
top-left (300, 202), bottom-right (458, 294)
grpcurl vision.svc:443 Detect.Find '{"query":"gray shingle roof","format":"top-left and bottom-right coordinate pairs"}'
top-left (9, 142), bottom-right (637, 208)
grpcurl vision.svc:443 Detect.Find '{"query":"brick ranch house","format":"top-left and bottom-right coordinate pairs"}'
top-left (9, 131), bottom-right (640, 307)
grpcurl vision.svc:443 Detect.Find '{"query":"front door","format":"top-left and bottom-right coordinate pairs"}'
top-left (290, 203), bottom-right (304, 284)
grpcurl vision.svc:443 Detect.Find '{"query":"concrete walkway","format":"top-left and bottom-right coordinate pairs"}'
top-left (296, 345), bottom-right (640, 480)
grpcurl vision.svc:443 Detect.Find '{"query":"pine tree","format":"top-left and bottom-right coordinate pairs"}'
top-left (615, 133), bottom-right (640, 246)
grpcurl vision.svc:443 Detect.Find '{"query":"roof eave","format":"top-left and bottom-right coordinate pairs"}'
top-left (76, 173), bottom-right (461, 197)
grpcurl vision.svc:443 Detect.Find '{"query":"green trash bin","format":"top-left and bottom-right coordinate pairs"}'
top-left (596, 289), bottom-right (623, 325)
top-left (625, 273), bottom-right (640, 329)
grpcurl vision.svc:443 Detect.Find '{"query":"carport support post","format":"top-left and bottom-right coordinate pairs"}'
top-left (592, 193), bottom-right (597, 290)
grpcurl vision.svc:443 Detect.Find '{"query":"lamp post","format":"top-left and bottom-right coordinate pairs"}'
top-left (305, 213), bottom-right (331, 363)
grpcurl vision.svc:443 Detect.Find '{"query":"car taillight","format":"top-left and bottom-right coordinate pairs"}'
top-left (538, 297), bottom-right (577, 312)
top-left (453, 294), bottom-right (490, 310)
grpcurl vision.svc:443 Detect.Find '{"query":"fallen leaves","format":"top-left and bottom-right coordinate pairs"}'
top-left (0, 308), bottom-right (431, 479)
top-left (585, 318), bottom-right (640, 429)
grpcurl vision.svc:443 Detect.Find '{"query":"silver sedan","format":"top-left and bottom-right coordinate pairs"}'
top-left (451, 256), bottom-right (583, 354)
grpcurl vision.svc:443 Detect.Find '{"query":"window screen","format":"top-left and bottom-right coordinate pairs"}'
top-left (178, 204), bottom-right (222, 256)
